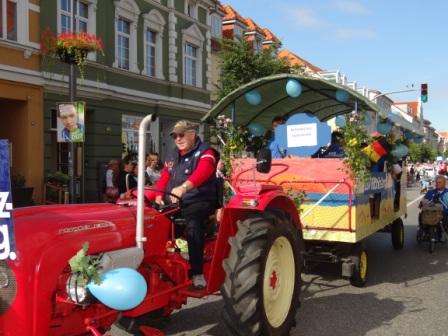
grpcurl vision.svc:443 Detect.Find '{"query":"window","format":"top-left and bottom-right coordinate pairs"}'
top-left (211, 14), bottom-right (221, 39)
top-left (184, 43), bottom-right (197, 86)
top-left (59, 0), bottom-right (89, 33)
top-left (234, 26), bottom-right (244, 40)
top-left (185, 0), bottom-right (196, 18)
top-left (143, 10), bottom-right (165, 79)
top-left (117, 17), bottom-right (130, 70)
top-left (114, 0), bottom-right (139, 73)
top-left (0, 0), bottom-right (17, 41)
top-left (145, 29), bottom-right (156, 77)
top-left (254, 38), bottom-right (263, 53)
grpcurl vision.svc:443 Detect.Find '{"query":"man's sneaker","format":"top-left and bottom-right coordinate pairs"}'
top-left (192, 274), bottom-right (207, 289)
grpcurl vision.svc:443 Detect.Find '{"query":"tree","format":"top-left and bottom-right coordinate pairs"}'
top-left (409, 142), bottom-right (437, 162)
top-left (216, 38), bottom-right (303, 103)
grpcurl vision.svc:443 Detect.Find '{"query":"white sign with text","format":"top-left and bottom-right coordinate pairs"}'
top-left (287, 123), bottom-right (317, 148)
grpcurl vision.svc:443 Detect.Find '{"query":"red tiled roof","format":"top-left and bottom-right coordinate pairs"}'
top-left (438, 131), bottom-right (448, 138)
top-left (394, 101), bottom-right (419, 117)
top-left (278, 49), bottom-right (322, 73)
top-left (244, 17), bottom-right (265, 35)
top-left (222, 5), bottom-right (246, 23)
top-left (262, 28), bottom-right (280, 43)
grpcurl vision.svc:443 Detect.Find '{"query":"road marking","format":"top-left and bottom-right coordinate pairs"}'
top-left (407, 195), bottom-right (424, 207)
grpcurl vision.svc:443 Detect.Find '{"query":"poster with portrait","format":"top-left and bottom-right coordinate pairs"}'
top-left (57, 101), bottom-right (85, 143)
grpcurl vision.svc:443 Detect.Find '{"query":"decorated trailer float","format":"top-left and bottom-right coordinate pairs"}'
top-left (203, 73), bottom-right (408, 287)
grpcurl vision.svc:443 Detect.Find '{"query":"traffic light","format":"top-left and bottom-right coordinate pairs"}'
top-left (421, 83), bottom-right (428, 103)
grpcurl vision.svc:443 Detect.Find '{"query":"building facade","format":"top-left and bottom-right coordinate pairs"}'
top-left (41, 0), bottom-right (217, 202)
top-left (0, 0), bottom-right (44, 202)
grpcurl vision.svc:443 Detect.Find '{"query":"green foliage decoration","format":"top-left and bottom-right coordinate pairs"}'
top-left (69, 242), bottom-right (102, 285)
top-left (339, 113), bottom-right (372, 183)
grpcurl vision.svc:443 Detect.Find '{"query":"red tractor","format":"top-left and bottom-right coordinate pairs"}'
top-left (0, 114), bottom-right (304, 335)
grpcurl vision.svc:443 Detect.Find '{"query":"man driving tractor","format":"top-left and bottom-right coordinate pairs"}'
top-left (153, 120), bottom-right (220, 289)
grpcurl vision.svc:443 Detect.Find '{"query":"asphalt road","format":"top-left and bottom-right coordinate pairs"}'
top-left (111, 186), bottom-right (448, 336)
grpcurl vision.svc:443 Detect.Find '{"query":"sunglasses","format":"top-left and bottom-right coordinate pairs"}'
top-left (171, 133), bottom-right (186, 140)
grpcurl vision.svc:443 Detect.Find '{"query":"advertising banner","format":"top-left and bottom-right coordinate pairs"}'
top-left (0, 140), bottom-right (16, 260)
top-left (57, 101), bottom-right (85, 143)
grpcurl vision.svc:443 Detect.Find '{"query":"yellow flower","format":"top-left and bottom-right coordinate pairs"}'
top-left (229, 143), bottom-right (237, 150)
top-left (348, 138), bottom-right (358, 146)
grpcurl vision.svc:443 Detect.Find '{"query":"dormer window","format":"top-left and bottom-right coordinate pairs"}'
top-left (234, 26), bottom-right (244, 40)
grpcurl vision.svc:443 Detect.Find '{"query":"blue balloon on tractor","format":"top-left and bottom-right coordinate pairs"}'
top-left (391, 144), bottom-right (409, 158)
top-left (88, 268), bottom-right (147, 311)
top-left (335, 90), bottom-right (350, 103)
top-left (245, 89), bottom-right (262, 106)
top-left (285, 79), bottom-right (302, 98)
top-left (377, 120), bottom-right (392, 135)
top-left (335, 115), bottom-right (346, 127)
top-left (248, 122), bottom-right (266, 137)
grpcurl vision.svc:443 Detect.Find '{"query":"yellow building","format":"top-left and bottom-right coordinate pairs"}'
top-left (0, 0), bottom-right (44, 203)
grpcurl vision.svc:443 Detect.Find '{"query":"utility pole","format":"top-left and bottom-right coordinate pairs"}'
top-left (68, 0), bottom-right (76, 203)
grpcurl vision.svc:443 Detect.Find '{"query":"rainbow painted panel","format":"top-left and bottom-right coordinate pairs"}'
top-left (232, 157), bottom-right (406, 243)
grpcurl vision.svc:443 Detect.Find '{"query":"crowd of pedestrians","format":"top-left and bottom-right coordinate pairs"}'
top-left (103, 153), bottom-right (161, 202)
top-left (408, 161), bottom-right (448, 193)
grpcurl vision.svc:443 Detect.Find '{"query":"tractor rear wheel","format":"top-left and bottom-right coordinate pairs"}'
top-left (221, 210), bottom-right (303, 336)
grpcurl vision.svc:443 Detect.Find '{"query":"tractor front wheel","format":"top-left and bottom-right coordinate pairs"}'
top-left (221, 210), bottom-right (303, 336)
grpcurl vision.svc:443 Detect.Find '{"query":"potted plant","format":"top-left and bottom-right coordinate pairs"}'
top-left (11, 174), bottom-right (34, 207)
top-left (41, 31), bottom-right (103, 78)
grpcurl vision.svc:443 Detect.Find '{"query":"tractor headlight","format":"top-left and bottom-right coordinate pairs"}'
top-left (66, 274), bottom-right (91, 304)
top-left (0, 270), bottom-right (9, 288)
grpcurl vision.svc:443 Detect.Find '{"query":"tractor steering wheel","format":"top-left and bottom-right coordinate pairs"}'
top-left (143, 186), bottom-right (182, 211)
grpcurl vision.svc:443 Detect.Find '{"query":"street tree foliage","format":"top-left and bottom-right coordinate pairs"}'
top-left (409, 142), bottom-right (437, 162)
top-left (216, 38), bottom-right (303, 103)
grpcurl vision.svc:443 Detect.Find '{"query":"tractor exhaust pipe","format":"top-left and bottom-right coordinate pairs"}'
top-left (136, 114), bottom-right (157, 249)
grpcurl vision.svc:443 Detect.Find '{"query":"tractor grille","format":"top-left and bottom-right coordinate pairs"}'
top-left (0, 260), bottom-right (17, 314)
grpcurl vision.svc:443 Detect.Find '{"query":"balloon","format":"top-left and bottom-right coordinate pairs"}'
top-left (414, 136), bottom-right (423, 144)
top-left (391, 144), bottom-right (409, 158)
top-left (335, 115), bottom-right (346, 127)
top-left (377, 120), bottom-right (392, 135)
top-left (245, 89), bottom-right (262, 106)
top-left (88, 268), bottom-right (147, 311)
top-left (404, 130), bottom-right (414, 140)
top-left (335, 90), bottom-right (350, 103)
top-left (285, 79), bottom-right (302, 98)
top-left (248, 122), bottom-right (266, 137)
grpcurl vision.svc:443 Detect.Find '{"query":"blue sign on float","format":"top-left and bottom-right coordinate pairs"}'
top-left (0, 140), bottom-right (16, 260)
top-left (272, 112), bottom-right (331, 157)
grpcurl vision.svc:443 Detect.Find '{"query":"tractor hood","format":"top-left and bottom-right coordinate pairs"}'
top-left (12, 203), bottom-right (137, 257)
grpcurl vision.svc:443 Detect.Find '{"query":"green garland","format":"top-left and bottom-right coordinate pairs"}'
top-left (340, 113), bottom-right (372, 183)
top-left (69, 242), bottom-right (102, 285)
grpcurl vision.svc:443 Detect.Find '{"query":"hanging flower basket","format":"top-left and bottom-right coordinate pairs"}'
top-left (41, 31), bottom-right (103, 78)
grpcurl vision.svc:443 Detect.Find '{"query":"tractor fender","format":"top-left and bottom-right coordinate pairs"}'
top-left (207, 189), bottom-right (301, 293)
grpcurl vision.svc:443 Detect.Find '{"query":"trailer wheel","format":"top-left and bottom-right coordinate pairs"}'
top-left (391, 218), bottom-right (404, 250)
top-left (221, 210), bottom-right (303, 336)
top-left (349, 244), bottom-right (367, 288)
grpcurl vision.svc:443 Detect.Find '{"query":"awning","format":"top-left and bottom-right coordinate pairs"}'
top-left (202, 74), bottom-right (383, 127)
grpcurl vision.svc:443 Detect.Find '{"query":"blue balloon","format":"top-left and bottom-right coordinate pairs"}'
top-left (335, 115), bottom-right (346, 127)
top-left (248, 122), bottom-right (266, 137)
top-left (285, 79), bottom-right (302, 98)
top-left (335, 90), bottom-right (350, 103)
top-left (88, 268), bottom-right (147, 311)
top-left (245, 89), bottom-right (262, 106)
top-left (377, 121), bottom-right (392, 135)
top-left (414, 136), bottom-right (423, 144)
top-left (404, 131), bottom-right (414, 140)
top-left (391, 144), bottom-right (409, 158)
